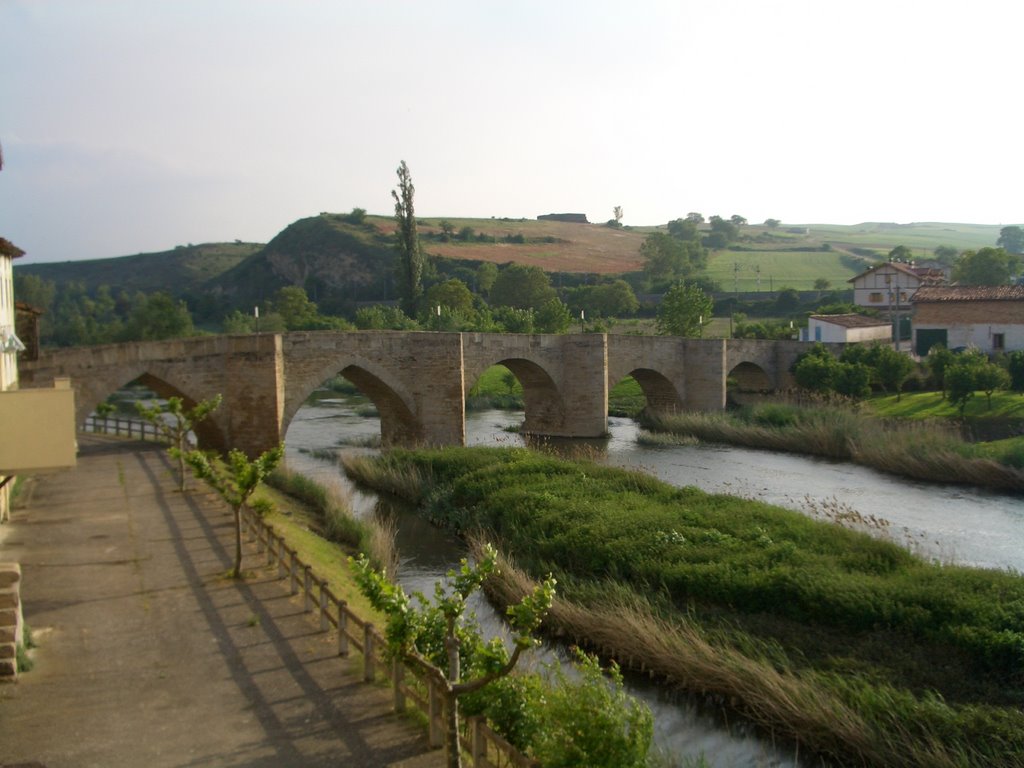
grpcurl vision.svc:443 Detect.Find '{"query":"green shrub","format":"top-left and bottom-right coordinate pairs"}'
top-left (249, 497), bottom-right (276, 517)
top-left (528, 649), bottom-right (652, 768)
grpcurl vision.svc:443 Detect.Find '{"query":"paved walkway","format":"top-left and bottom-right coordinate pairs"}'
top-left (0, 436), bottom-right (443, 768)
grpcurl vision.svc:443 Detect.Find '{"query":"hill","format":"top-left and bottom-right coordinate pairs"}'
top-left (15, 241), bottom-right (261, 295)
top-left (206, 214), bottom-right (395, 313)
top-left (14, 215), bottom-right (1012, 305)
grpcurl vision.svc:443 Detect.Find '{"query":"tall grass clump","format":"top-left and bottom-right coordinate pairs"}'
top-left (341, 452), bottom-right (429, 503)
top-left (643, 403), bottom-right (1024, 491)
top-left (352, 447), bottom-right (1024, 767)
top-left (267, 464), bottom-right (395, 571)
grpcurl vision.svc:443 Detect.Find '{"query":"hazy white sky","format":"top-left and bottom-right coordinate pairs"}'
top-left (2, 0), bottom-right (1021, 263)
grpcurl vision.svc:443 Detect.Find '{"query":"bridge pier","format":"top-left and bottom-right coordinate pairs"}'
top-left (462, 333), bottom-right (608, 439)
top-left (220, 334), bottom-right (286, 457)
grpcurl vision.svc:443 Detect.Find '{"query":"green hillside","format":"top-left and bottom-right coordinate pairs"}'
top-left (207, 214), bottom-right (395, 313)
top-left (15, 241), bottom-right (260, 294)
top-left (807, 221), bottom-right (1004, 256)
top-left (705, 249), bottom-right (861, 292)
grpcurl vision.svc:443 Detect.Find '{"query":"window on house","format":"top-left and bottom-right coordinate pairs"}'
top-left (869, 292), bottom-right (883, 303)
top-left (993, 333), bottom-right (1005, 351)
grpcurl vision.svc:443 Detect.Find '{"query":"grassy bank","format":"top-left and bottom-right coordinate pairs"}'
top-left (641, 403), bottom-right (1024, 490)
top-left (252, 466), bottom-right (395, 618)
top-left (865, 390), bottom-right (1024, 422)
top-left (342, 446), bottom-right (1024, 768)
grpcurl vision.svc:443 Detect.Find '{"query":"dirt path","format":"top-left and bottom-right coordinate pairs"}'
top-left (0, 437), bottom-right (443, 768)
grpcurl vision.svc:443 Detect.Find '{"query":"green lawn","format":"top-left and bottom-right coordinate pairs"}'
top-left (704, 249), bottom-right (860, 292)
top-left (865, 390), bottom-right (1024, 421)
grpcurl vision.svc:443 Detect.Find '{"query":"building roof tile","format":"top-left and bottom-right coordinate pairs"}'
top-left (912, 285), bottom-right (1024, 303)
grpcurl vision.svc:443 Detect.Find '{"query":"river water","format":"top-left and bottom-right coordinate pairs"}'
top-left (283, 399), bottom-right (1024, 767)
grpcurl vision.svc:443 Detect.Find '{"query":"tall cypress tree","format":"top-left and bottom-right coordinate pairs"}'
top-left (392, 160), bottom-right (423, 316)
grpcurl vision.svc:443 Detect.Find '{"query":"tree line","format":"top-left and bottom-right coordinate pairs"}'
top-left (792, 342), bottom-right (1024, 412)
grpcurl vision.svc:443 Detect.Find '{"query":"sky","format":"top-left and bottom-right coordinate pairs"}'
top-left (2, 0), bottom-right (1022, 264)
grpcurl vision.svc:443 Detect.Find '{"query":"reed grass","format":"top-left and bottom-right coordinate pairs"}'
top-left (476, 541), bottom-right (1006, 768)
top-left (643, 405), bottom-right (1024, 491)
top-left (266, 464), bottom-right (396, 570)
top-left (341, 452), bottom-right (428, 503)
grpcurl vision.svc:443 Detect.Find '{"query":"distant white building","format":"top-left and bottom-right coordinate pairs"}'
top-left (849, 261), bottom-right (946, 312)
top-left (802, 314), bottom-right (893, 344)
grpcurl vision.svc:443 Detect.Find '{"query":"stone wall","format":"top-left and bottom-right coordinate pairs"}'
top-left (0, 563), bottom-right (22, 679)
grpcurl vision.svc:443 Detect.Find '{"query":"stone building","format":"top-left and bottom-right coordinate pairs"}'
top-left (911, 285), bottom-right (1024, 356)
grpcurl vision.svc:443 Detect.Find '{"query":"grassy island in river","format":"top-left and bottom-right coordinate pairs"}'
top-left (344, 446), bottom-right (1024, 768)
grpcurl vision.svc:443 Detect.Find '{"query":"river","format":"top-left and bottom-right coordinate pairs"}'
top-left (283, 399), bottom-right (1024, 767)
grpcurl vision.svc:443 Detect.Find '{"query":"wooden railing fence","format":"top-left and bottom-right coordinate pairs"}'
top-left (82, 415), bottom-right (166, 442)
top-left (238, 504), bottom-right (539, 768)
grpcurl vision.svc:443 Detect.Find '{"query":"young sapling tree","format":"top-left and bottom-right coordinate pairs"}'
top-left (136, 394), bottom-right (222, 491)
top-left (184, 445), bottom-right (284, 578)
top-left (351, 544), bottom-right (555, 768)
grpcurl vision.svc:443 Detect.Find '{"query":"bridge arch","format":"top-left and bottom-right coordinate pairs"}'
top-left (613, 368), bottom-right (684, 414)
top-left (726, 361), bottom-right (774, 406)
top-left (467, 358), bottom-right (567, 437)
top-left (80, 369), bottom-right (228, 450)
top-left (282, 354), bottom-right (422, 447)
top-left (727, 361), bottom-right (773, 391)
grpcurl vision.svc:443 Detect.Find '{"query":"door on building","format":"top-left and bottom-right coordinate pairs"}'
top-left (915, 328), bottom-right (947, 356)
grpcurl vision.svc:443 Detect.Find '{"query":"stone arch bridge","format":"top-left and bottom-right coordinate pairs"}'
top-left (20, 332), bottom-right (817, 456)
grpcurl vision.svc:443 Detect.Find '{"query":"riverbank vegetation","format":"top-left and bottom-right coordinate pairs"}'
top-left (262, 464), bottom-right (663, 767)
top-left (342, 446), bottom-right (1024, 768)
top-left (642, 402), bottom-right (1024, 491)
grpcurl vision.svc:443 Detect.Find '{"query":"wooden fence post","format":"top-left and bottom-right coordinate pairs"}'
top-left (470, 716), bottom-right (486, 767)
top-left (303, 567), bottom-right (313, 612)
top-left (392, 659), bottom-right (406, 713)
top-left (277, 538), bottom-right (287, 579)
top-left (290, 551), bottom-right (299, 595)
top-left (338, 601), bottom-right (349, 657)
top-left (428, 678), bottom-right (443, 749)
top-left (319, 587), bottom-right (329, 631)
top-left (363, 623), bottom-right (375, 682)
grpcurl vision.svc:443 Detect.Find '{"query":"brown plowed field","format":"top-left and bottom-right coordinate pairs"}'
top-left (369, 216), bottom-right (647, 274)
